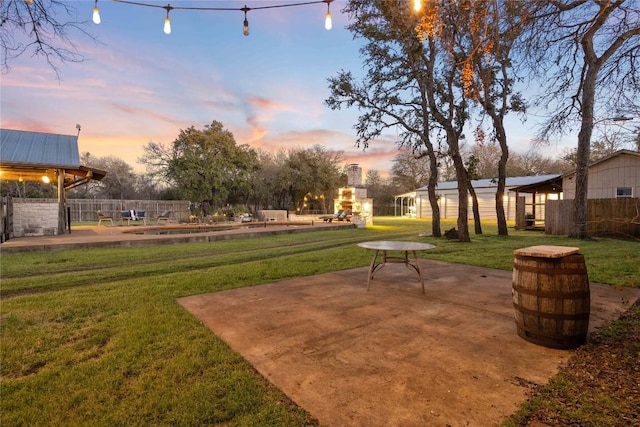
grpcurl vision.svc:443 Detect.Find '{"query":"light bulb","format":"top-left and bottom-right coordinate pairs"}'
top-left (243, 18), bottom-right (249, 36)
top-left (324, 1), bottom-right (332, 30)
top-left (93, 6), bottom-right (101, 25)
top-left (414, 0), bottom-right (422, 12)
top-left (164, 16), bottom-right (171, 34)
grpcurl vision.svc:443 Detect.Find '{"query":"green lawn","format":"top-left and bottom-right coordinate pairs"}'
top-left (1, 218), bottom-right (638, 425)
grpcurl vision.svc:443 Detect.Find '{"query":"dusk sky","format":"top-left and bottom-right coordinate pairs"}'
top-left (1, 0), bottom-right (575, 177)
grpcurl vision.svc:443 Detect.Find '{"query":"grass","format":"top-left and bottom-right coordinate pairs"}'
top-left (1, 217), bottom-right (638, 426)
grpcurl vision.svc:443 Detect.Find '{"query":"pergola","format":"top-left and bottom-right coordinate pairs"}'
top-left (394, 191), bottom-right (416, 217)
top-left (1, 129), bottom-right (106, 234)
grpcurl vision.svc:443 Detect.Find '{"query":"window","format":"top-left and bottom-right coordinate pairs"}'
top-left (616, 187), bottom-right (632, 198)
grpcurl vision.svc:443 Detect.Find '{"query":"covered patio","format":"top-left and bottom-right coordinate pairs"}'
top-left (0, 129), bottom-right (106, 239)
top-left (510, 175), bottom-right (563, 230)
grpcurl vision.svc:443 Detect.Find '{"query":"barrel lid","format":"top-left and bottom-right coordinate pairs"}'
top-left (514, 245), bottom-right (580, 258)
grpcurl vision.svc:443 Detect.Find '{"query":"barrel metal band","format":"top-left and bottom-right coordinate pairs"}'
top-left (515, 320), bottom-right (586, 340)
top-left (513, 302), bottom-right (590, 320)
top-left (514, 264), bottom-right (587, 275)
top-left (512, 284), bottom-right (590, 299)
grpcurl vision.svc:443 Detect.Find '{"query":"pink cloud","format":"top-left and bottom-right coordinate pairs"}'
top-left (108, 103), bottom-right (186, 127)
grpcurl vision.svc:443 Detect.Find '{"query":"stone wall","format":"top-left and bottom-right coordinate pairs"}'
top-left (257, 210), bottom-right (288, 222)
top-left (12, 201), bottom-right (59, 237)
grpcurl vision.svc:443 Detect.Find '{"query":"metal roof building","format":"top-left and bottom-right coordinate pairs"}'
top-left (1, 128), bottom-right (106, 239)
top-left (411, 174), bottom-right (563, 222)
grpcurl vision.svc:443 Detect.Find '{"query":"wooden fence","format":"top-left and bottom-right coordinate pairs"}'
top-left (68, 199), bottom-right (191, 222)
top-left (546, 198), bottom-right (640, 238)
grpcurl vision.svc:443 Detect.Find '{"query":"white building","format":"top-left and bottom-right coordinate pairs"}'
top-left (411, 175), bottom-right (562, 221)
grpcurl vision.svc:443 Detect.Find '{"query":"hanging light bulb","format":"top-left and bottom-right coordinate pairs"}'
top-left (414, 0), bottom-right (422, 13)
top-left (242, 6), bottom-right (250, 36)
top-left (92, 0), bottom-right (101, 25)
top-left (163, 4), bottom-right (173, 35)
top-left (243, 17), bottom-right (249, 36)
top-left (25, 0), bottom-right (34, 5)
top-left (324, 0), bottom-right (332, 31)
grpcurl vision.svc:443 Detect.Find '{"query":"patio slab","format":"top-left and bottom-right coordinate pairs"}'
top-left (178, 259), bottom-right (640, 426)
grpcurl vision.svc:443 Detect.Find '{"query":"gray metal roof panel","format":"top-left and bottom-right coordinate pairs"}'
top-left (0, 129), bottom-right (80, 167)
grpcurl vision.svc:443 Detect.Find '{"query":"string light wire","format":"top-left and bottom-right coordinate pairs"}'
top-left (103, 0), bottom-right (336, 35)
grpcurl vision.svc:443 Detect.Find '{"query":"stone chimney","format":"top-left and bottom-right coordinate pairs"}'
top-left (346, 164), bottom-right (363, 187)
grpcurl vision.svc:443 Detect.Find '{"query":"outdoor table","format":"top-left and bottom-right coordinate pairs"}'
top-left (357, 241), bottom-right (435, 294)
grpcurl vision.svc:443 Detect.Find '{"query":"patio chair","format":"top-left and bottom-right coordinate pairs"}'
top-left (97, 210), bottom-right (113, 226)
top-left (156, 210), bottom-right (171, 224)
top-left (337, 209), bottom-right (352, 222)
top-left (136, 210), bottom-right (147, 225)
top-left (320, 210), bottom-right (343, 223)
top-left (121, 210), bottom-right (135, 225)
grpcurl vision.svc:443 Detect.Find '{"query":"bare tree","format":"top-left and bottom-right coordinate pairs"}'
top-left (508, 148), bottom-right (573, 176)
top-left (450, 1), bottom-right (530, 236)
top-left (521, 0), bottom-right (640, 238)
top-left (390, 147), bottom-right (430, 191)
top-left (326, 1), bottom-right (444, 237)
top-left (0, 0), bottom-right (94, 75)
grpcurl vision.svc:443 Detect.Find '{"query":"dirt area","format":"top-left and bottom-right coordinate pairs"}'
top-left (511, 298), bottom-right (640, 426)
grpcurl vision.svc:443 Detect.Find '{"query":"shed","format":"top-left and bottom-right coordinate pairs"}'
top-left (561, 149), bottom-right (640, 199)
top-left (0, 129), bottom-right (106, 238)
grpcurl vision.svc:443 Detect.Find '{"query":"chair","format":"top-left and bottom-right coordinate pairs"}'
top-left (121, 210), bottom-right (135, 225)
top-left (320, 210), bottom-right (343, 223)
top-left (156, 210), bottom-right (171, 224)
top-left (97, 210), bottom-right (113, 226)
top-left (136, 210), bottom-right (147, 225)
top-left (337, 209), bottom-right (352, 222)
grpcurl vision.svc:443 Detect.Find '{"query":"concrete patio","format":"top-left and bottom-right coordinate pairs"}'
top-left (178, 259), bottom-right (640, 426)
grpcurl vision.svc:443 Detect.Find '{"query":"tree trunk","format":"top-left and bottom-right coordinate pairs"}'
top-left (572, 65), bottom-right (598, 239)
top-left (468, 180), bottom-right (482, 235)
top-left (427, 154), bottom-right (441, 237)
top-left (495, 122), bottom-right (509, 236)
top-left (449, 134), bottom-right (470, 242)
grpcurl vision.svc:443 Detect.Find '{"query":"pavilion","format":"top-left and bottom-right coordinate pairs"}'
top-left (0, 129), bottom-right (106, 239)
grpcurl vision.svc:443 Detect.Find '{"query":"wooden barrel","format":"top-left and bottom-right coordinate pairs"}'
top-left (512, 253), bottom-right (590, 349)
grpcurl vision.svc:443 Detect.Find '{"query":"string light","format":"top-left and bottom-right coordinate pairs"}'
top-left (93, 0), bottom-right (101, 25)
top-left (242, 6), bottom-right (250, 36)
top-left (324, 0), bottom-right (332, 31)
top-left (163, 4), bottom-right (172, 34)
top-left (414, 0), bottom-right (422, 13)
top-left (96, 0), bottom-right (336, 36)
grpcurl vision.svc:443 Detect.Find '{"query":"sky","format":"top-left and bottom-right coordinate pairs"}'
top-left (1, 0), bottom-right (578, 177)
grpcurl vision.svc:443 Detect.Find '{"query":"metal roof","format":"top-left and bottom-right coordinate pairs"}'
top-left (0, 129), bottom-right (106, 188)
top-left (0, 129), bottom-right (80, 167)
top-left (416, 174), bottom-right (561, 192)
